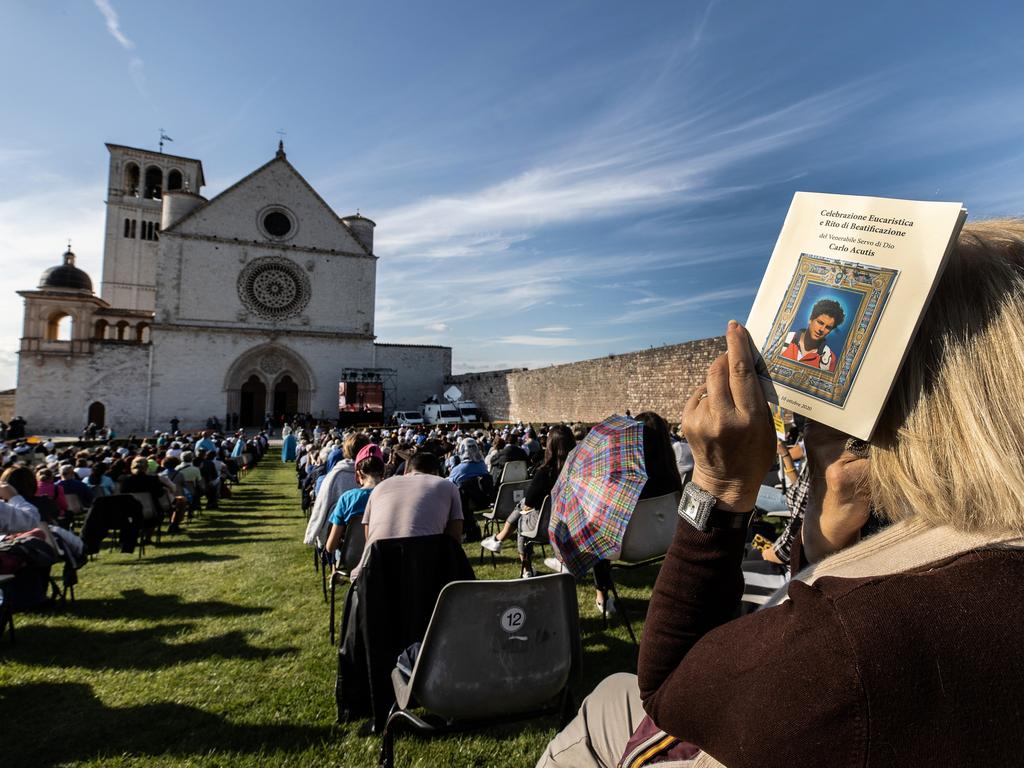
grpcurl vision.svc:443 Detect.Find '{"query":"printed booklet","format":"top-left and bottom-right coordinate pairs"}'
top-left (746, 192), bottom-right (966, 440)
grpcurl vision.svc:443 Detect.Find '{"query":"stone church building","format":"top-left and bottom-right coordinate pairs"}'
top-left (14, 142), bottom-right (450, 434)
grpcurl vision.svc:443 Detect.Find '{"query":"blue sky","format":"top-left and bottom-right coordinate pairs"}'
top-left (2, 1), bottom-right (1023, 389)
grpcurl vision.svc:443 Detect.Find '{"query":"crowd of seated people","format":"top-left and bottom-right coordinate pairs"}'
top-left (294, 416), bottom-right (698, 577)
top-left (288, 219), bottom-right (1024, 767)
top-left (0, 426), bottom-right (269, 621)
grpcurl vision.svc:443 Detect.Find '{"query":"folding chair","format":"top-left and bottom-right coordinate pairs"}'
top-left (64, 493), bottom-right (84, 532)
top-left (128, 492), bottom-right (162, 546)
top-left (88, 494), bottom-right (145, 558)
top-left (518, 495), bottom-right (552, 566)
top-left (315, 536), bottom-right (330, 602)
top-left (0, 574), bottom-right (16, 644)
top-left (498, 460), bottom-right (528, 484)
top-left (604, 492), bottom-right (681, 645)
top-left (479, 480), bottom-right (529, 564)
top-left (329, 518), bottom-right (366, 645)
top-left (379, 573), bottom-right (580, 768)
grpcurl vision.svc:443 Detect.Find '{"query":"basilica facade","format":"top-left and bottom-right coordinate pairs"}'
top-left (14, 142), bottom-right (450, 434)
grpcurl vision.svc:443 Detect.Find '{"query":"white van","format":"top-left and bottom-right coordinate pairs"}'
top-left (392, 410), bottom-right (424, 426)
top-left (422, 402), bottom-right (463, 425)
top-left (456, 400), bottom-right (481, 423)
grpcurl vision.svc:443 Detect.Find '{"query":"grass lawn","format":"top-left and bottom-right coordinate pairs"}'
top-left (0, 458), bottom-right (658, 767)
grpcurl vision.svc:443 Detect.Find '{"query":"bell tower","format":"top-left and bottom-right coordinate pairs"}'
top-left (100, 143), bottom-right (204, 310)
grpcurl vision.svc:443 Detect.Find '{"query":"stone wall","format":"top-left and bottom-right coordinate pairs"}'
top-left (0, 389), bottom-right (15, 423)
top-left (14, 342), bottom-right (151, 435)
top-left (448, 336), bottom-right (725, 424)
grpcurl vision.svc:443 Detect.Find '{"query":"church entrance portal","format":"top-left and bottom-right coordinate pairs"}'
top-left (225, 345), bottom-right (314, 429)
top-left (239, 374), bottom-right (267, 427)
top-left (273, 375), bottom-right (299, 421)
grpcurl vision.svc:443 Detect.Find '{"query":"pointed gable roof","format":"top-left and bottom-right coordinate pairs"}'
top-left (165, 149), bottom-right (371, 255)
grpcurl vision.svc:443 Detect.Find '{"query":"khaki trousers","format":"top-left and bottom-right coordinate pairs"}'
top-left (535, 673), bottom-right (700, 768)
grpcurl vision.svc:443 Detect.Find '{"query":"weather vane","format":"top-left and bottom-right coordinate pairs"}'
top-left (159, 129), bottom-right (174, 153)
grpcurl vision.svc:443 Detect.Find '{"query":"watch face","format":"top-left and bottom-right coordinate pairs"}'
top-left (679, 483), bottom-right (713, 530)
top-left (681, 494), bottom-right (703, 525)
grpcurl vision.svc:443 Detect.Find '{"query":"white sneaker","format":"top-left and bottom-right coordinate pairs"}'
top-left (543, 556), bottom-right (567, 573)
top-left (481, 536), bottom-right (502, 553)
top-left (596, 595), bottom-right (617, 614)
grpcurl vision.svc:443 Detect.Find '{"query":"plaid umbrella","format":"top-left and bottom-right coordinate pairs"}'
top-left (549, 414), bottom-right (647, 578)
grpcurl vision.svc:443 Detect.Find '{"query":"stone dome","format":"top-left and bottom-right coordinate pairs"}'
top-left (39, 248), bottom-right (93, 293)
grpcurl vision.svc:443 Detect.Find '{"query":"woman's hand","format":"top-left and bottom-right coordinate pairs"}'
top-left (683, 321), bottom-right (775, 512)
top-left (800, 421), bottom-right (871, 562)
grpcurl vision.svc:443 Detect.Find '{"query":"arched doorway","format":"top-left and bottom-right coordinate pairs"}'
top-left (224, 344), bottom-right (315, 427)
top-left (239, 374), bottom-right (267, 427)
top-left (87, 401), bottom-right (105, 428)
top-left (273, 375), bottom-right (299, 421)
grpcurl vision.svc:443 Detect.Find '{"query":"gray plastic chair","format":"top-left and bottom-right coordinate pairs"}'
top-left (480, 480), bottom-right (530, 539)
top-left (498, 460), bottom-right (528, 483)
top-left (618, 492), bottom-right (680, 563)
top-left (379, 573), bottom-right (580, 767)
top-left (605, 492), bottom-right (681, 644)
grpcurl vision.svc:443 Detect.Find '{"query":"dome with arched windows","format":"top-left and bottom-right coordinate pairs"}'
top-left (38, 247), bottom-right (93, 293)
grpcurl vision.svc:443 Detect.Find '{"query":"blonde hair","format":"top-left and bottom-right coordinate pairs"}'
top-left (871, 218), bottom-right (1024, 534)
top-left (342, 432), bottom-right (371, 460)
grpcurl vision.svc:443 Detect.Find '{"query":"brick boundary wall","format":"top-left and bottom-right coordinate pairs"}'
top-left (448, 336), bottom-right (726, 424)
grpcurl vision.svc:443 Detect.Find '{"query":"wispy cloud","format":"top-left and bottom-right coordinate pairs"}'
top-left (608, 285), bottom-right (757, 325)
top-left (93, 0), bottom-right (150, 103)
top-left (374, 78), bottom-right (877, 264)
top-left (424, 322), bottom-right (450, 333)
top-left (498, 335), bottom-right (579, 347)
top-left (534, 325), bottom-right (570, 333)
top-left (93, 0), bottom-right (134, 50)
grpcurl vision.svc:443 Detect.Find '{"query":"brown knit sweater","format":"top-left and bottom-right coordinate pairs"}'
top-left (637, 520), bottom-right (1024, 767)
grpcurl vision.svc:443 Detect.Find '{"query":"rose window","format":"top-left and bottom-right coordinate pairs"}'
top-left (238, 257), bottom-right (311, 320)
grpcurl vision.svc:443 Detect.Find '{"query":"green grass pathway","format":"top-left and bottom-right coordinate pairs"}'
top-left (0, 459), bottom-right (650, 767)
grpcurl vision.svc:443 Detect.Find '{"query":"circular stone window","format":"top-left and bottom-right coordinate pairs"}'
top-left (258, 206), bottom-right (297, 240)
top-left (237, 256), bottom-right (311, 320)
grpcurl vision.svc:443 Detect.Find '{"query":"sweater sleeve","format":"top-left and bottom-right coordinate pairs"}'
top-left (638, 522), bottom-right (865, 768)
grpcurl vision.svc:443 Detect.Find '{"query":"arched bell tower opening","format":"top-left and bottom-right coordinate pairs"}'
top-left (124, 162), bottom-right (140, 196)
top-left (144, 165), bottom-right (163, 200)
top-left (46, 311), bottom-right (73, 341)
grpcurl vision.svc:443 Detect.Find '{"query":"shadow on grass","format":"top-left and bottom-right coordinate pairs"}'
top-left (0, 681), bottom-right (336, 767)
top-left (155, 535), bottom-right (291, 550)
top-left (9, 624), bottom-right (297, 670)
top-left (67, 588), bottom-right (269, 621)
top-left (105, 552), bottom-right (241, 566)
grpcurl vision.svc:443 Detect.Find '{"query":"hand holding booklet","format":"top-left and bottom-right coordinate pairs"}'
top-left (745, 192), bottom-right (966, 440)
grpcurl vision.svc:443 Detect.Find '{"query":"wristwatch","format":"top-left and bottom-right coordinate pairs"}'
top-left (677, 481), bottom-right (755, 531)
